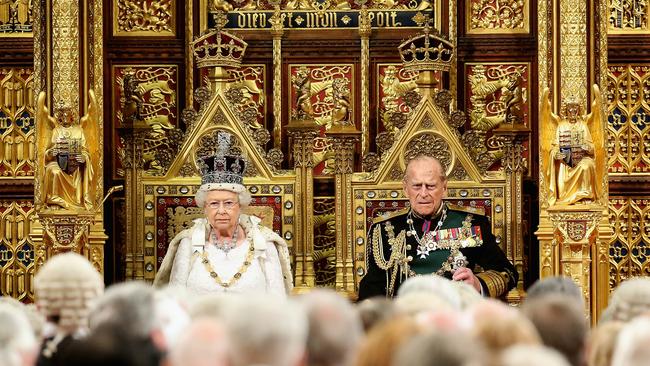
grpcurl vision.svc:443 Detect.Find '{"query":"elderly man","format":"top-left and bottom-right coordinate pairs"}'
top-left (358, 155), bottom-right (517, 300)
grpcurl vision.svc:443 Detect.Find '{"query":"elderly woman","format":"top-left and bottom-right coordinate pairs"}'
top-left (154, 133), bottom-right (292, 296)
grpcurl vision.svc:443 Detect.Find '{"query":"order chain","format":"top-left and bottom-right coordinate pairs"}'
top-left (406, 207), bottom-right (447, 258)
top-left (201, 241), bottom-right (255, 288)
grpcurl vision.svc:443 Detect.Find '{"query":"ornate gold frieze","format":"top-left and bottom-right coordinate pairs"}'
top-left (377, 64), bottom-right (419, 134)
top-left (465, 63), bottom-right (529, 173)
top-left (0, 68), bottom-right (35, 179)
top-left (0, 200), bottom-right (34, 302)
top-left (608, 0), bottom-right (649, 33)
top-left (200, 0), bottom-right (441, 31)
top-left (0, 0), bottom-right (31, 36)
top-left (114, 0), bottom-right (175, 36)
top-left (289, 64), bottom-right (354, 175)
top-left (114, 65), bottom-right (179, 178)
top-left (466, 0), bottom-right (529, 34)
top-left (223, 65), bottom-right (266, 131)
top-left (607, 64), bottom-right (650, 175)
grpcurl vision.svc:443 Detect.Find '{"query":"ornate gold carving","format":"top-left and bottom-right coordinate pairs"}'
top-left (559, 0), bottom-right (587, 106)
top-left (468, 64), bottom-right (527, 130)
top-left (289, 64), bottom-right (354, 174)
top-left (0, 200), bottom-right (35, 301)
top-left (0, 0), bottom-right (32, 35)
top-left (270, 7), bottom-right (284, 147)
top-left (609, 0), bottom-right (649, 32)
top-left (193, 20), bottom-right (247, 69)
top-left (0, 68), bottom-right (35, 179)
top-left (607, 65), bottom-right (650, 176)
top-left (609, 198), bottom-right (650, 290)
top-left (540, 85), bottom-right (606, 207)
top-left (36, 91), bottom-right (101, 211)
top-left (52, 0), bottom-right (79, 113)
top-left (114, 0), bottom-right (175, 36)
top-left (467, 0), bottom-right (529, 34)
top-left (398, 25), bottom-right (453, 73)
top-left (224, 65), bottom-right (266, 130)
top-left (404, 132), bottom-right (452, 170)
top-left (378, 65), bottom-right (418, 134)
top-left (313, 198), bottom-right (336, 286)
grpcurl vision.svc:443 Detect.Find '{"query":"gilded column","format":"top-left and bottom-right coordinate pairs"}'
top-left (326, 128), bottom-right (361, 295)
top-left (287, 122), bottom-right (319, 291)
top-left (536, 0), bottom-right (610, 321)
top-left (358, 7), bottom-right (371, 155)
top-left (270, 7), bottom-right (284, 148)
top-left (493, 125), bottom-right (530, 304)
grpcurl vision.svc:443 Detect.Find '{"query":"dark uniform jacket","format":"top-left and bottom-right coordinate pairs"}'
top-left (358, 203), bottom-right (517, 300)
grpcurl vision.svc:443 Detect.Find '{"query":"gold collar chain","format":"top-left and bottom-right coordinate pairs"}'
top-left (200, 241), bottom-right (255, 288)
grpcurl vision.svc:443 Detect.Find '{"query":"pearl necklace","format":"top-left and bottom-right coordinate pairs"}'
top-left (406, 207), bottom-right (447, 259)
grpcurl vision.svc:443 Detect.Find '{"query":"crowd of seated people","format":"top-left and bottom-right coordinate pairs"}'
top-left (3, 252), bottom-right (650, 366)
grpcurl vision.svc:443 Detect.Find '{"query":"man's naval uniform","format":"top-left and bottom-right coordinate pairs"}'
top-left (358, 203), bottom-right (517, 300)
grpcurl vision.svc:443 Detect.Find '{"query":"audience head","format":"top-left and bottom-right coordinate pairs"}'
top-left (522, 295), bottom-right (588, 366)
top-left (601, 277), bottom-right (650, 322)
top-left (0, 304), bottom-right (38, 366)
top-left (526, 276), bottom-right (584, 306)
top-left (392, 329), bottom-right (484, 366)
top-left (299, 289), bottom-right (363, 366)
top-left (500, 345), bottom-right (571, 366)
top-left (221, 295), bottom-right (307, 366)
top-left (34, 252), bottom-right (104, 333)
top-left (610, 317), bottom-right (650, 366)
top-left (169, 318), bottom-right (229, 366)
top-left (586, 321), bottom-right (624, 366)
top-left (356, 297), bottom-right (397, 333)
top-left (396, 275), bottom-right (461, 310)
top-left (355, 316), bottom-right (422, 366)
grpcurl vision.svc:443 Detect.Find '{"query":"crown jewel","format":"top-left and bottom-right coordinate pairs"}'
top-left (192, 12), bottom-right (248, 69)
top-left (197, 131), bottom-right (247, 186)
top-left (398, 25), bottom-right (454, 73)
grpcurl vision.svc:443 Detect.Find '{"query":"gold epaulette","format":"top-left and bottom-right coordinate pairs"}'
top-left (372, 207), bottom-right (410, 224)
top-left (446, 203), bottom-right (486, 216)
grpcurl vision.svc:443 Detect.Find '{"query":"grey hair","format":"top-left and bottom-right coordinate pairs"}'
top-left (89, 281), bottom-right (156, 340)
top-left (602, 277), bottom-right (650, 323)
top-left (222, 295), bottom-right (308, 366)
top-left (392, 330), bottom-right (484, 366)
top-left (169, 318), bottom-right (229, 366)
top-left (194, 187), bottom-right (252, 208)
top-left (403, 155), bottom-right (448, 182)
top-left (298, 289), bottom-right (363, 366)
top-left (0, 304), bottom-right (37, 366)
top-left (527, 276), bottom-right (584, 306)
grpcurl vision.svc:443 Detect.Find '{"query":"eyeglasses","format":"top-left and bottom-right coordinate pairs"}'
top-left (206, 200), bottom-right (239, 211)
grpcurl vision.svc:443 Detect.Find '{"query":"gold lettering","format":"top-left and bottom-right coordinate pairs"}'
top-left (287, 12), bottom-right (294, 27)
top-left (391, 11), bottom-right (401, 27)
top-left (237, 13), bottom-right (246, 28)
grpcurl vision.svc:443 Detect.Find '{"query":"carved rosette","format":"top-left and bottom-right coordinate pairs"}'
top-left (404, 132), bottom-right (452, 171)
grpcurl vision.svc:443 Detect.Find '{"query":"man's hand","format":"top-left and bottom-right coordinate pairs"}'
top-left (452, 267), bottom-right (481, 292)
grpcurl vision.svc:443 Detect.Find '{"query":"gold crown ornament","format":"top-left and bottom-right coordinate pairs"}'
top-left (398, 25), bottom-right (454, 73)
top-left (192, 12), bottom-right (248, 69)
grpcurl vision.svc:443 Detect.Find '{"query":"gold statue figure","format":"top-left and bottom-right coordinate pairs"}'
top-left (540, 85), bottom-right (606, 206)
top-left (37, 91), bottom-right (100, 211)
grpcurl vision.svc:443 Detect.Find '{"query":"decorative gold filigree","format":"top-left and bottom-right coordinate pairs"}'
top-left (609, 0), bottom-right (648, 32)
top-left (224, 65), bottom-right (265, 130)
top-left (404, 132), bottom-right (452, 169)
top-left (115, 0), bottom-right (174, 35)
top-left (0, 200), bottom-right (35, 301)
top-left (0, 68), bottom-right (35, 178)
top-left (313, 198), bottom-right (336, 286)
top-left (560, 0), bottom-right (587, 106)
top-left (608, 198), bottom-right (650, 290)
top-left (607, 65), bottom-right (650, 176)
top-left (467, 0), bottom-right (527, 33)
top-left (52, 0), bottom-right (79, 113)
top-left (378, 64), bottom-right (419, 134)
top-left (0, 0), bottom-right (32, 35)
